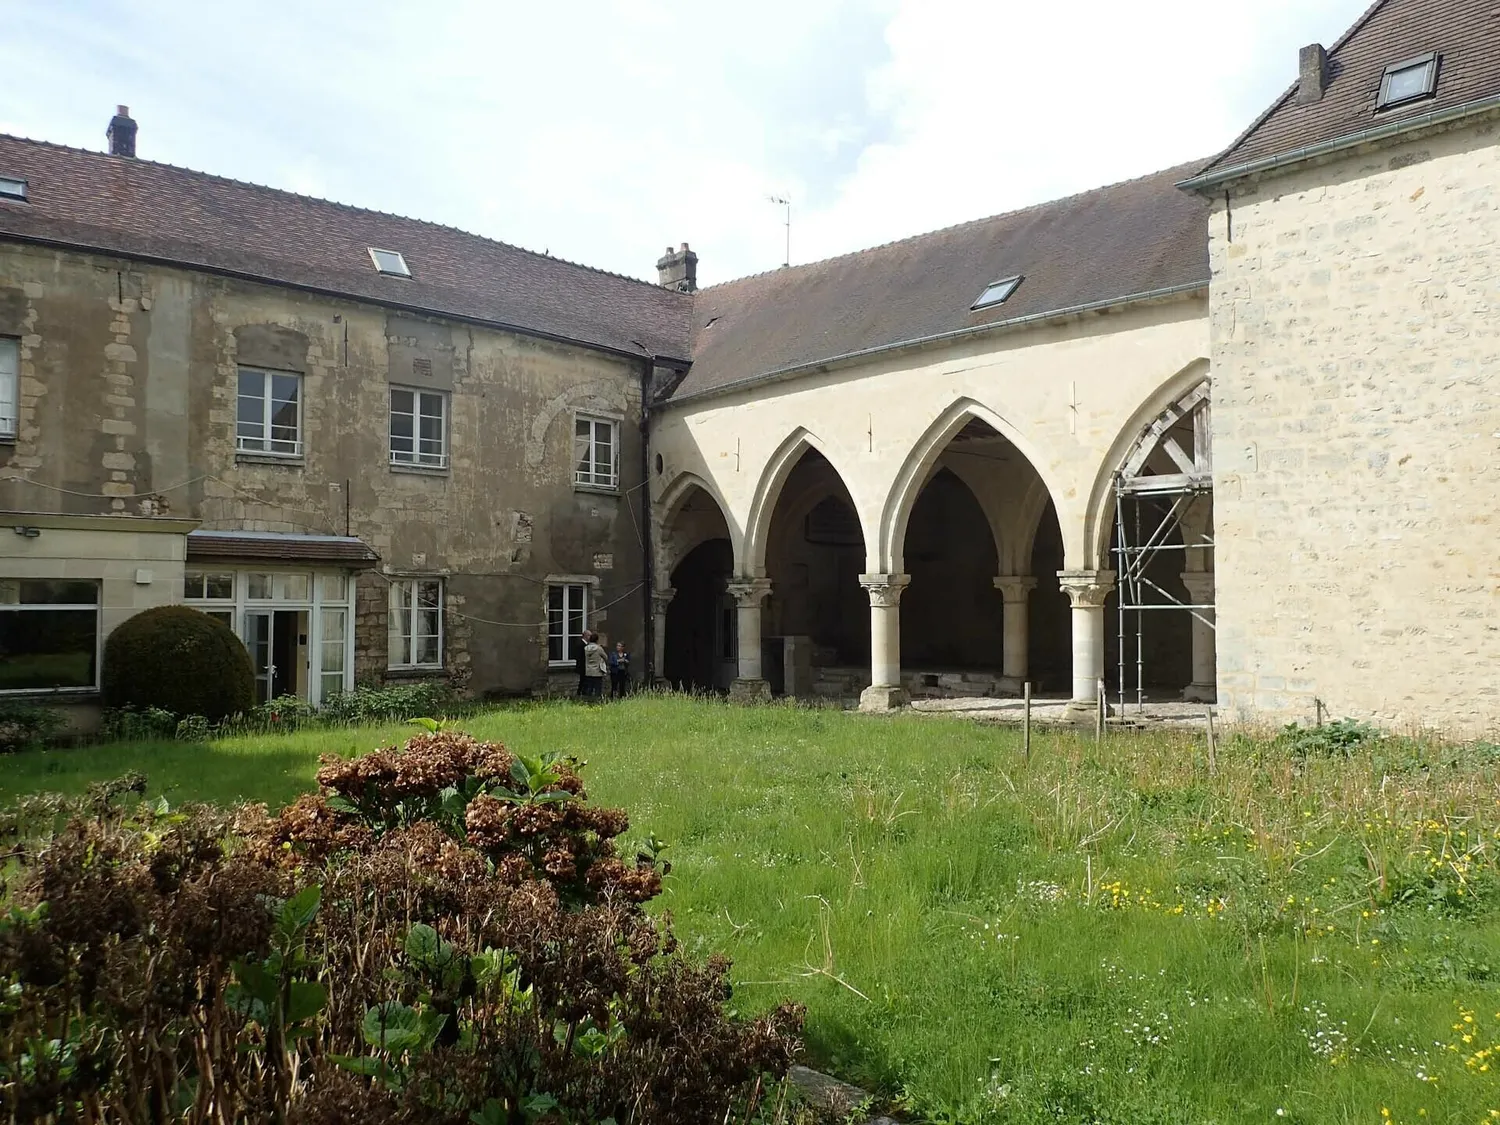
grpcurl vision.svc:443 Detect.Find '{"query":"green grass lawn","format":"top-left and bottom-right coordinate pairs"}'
top-left (5, 697), bottom-right (1499, 1124)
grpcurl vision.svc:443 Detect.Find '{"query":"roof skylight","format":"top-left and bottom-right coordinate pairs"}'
top-left (368, 247), bottom-right (411, 277)
top-left (0, 176), bottom-right (28, 202)
top-left (971, 275), bottom-right (1023, 311)
top-left (1376, 52), bottom-right (1440, 111)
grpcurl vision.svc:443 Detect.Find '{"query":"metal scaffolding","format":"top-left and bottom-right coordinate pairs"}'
top-left (1111, 382), bottom-right (1215, 710)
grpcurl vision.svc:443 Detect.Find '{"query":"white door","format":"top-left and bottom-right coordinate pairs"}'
top-left (244, 610), bottom-right (275, 704)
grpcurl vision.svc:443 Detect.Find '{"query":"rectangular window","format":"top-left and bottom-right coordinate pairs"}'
top-left (574, 416), bottom-right (618, 489)
top-left (547, 583), bottom-right (589, 665)
top-left (0, 337), bottom-right (18, 440)
top-left (0, 177), bottom-right (27, 201)
top-left (236, 366), bottom-right (303, 457)
top-left (390, 388), bottom-right (448, 468)
top-left (389, 578), bottom-right (443, 668)
top-left (0, 578), bottom-right (99, 692)
top-left (183, 571), bottom-right (235, 600)
top-left (320, 606), bottom-right (348, 699)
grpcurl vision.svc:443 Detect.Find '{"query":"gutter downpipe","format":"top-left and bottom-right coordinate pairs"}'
top-left (1177, 94), bottom-right (1500, 192)
top-left (639, 355), bottom-right (658, 686)
top-left (658, 280), bottom-right (1206, 411)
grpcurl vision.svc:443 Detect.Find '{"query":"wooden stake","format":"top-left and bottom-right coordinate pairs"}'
top-left (1023, 681), bottom-right (1032, 763)
top-left (1095, 679), bottom-right (1105, 743)
top-left (1206, 708), bottom-right (1217, 777)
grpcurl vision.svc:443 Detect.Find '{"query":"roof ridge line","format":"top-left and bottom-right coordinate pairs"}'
top-left (695, 159), bottom-right (1208, 294)
top-left (1192, 0), bottom-right (1393, 178)
top-left (0, 130), bottom-right (690, 299)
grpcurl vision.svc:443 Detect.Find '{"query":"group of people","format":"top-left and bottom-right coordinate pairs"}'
top-left (574, 630), bottom-right (631, 700)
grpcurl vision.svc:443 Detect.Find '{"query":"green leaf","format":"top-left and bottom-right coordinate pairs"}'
top-left (469, 1100), bottom-right (507, 1125)
top-left (530, 791), bottom-right (573, 805)
top-left (408, 716), bottom-right (441, 733)
top-left (360, 1001), bottom-right (445, 1054)
top-left (229, 960), bottom-right (278, 1006)
top-left (522, 1092), bottom-right (560, 1118)
top-left (509, 757), bottom-right (531, 790)
top-left (151, 795), bottom-right (170, 817)
top-left (223, 983), bottom-right (268, 1025)
top-left (404, 923), bottom-right (441, 962)
top-left (325, 795), bottom-right (362, 817)
top-left (330, 1053), bottom-right (387, 1077)
top-left (286, 980), bottom-right (327, 1024)
top-left (280, 885), bottom-right (322, 933)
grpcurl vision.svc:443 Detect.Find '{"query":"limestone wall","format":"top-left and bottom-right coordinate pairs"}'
top-left (1209, 120), bottom-right (1500, 735)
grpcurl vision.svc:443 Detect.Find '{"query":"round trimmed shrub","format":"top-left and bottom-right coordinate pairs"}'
top-left (103, 605), bottom-right (255, 722)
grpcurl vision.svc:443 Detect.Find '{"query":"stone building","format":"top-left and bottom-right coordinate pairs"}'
top-left (2, 0), bottom-right (1498, 734)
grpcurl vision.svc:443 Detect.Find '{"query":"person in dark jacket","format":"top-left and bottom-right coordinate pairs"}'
top-left (608, 641), bottom-right (631, 699)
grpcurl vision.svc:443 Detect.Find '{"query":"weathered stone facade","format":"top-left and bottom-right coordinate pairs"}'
top-left (1208, 119), bottom-right (1500, 733)
top-left (0, 242), bottom-right (650, 698)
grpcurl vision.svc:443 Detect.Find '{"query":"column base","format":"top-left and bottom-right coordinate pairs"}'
top-left (997, 675), bottom-right (1025, 696)
top-left (1182, 682), bottom-right (1216, 704)
top-left (858, 684), bottom-right (910, 713)
top-left (728, 677), bottom-right (772, 703)
top-left (1064, 697), bottom-right (1113, 718)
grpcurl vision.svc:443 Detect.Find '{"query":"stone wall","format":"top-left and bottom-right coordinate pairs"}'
top-left (1209, 120), bottom-right (1500, 735)
top-left (0, 244), bottom-right (650, 697)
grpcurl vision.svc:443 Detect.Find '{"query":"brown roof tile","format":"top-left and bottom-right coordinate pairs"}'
top-left (1194, 0), bottom-right (1500, 181)
top-left (187, 530), bottom-right (380, 567)
top-left (671, 164), bottom-right (1210, 402)
top-left (0, 135), bottom-right (693, 362)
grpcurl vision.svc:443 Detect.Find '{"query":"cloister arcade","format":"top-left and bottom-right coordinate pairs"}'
top-left (648, 314), bottom-right (1214, 711)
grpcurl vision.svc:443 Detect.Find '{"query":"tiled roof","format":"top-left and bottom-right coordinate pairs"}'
top-left (187, 530), bottom-right (380, 567)
top-left (1193, 0), bottom-right (1500, 182)
top-left (0, 134), bottom-right (694, 362)
top-left (671, 163), bottom-right (1210, 402)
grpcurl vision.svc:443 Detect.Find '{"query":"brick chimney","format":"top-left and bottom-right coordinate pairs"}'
top-left (1296, 44), bottom-right (1328, 105)
top-left (107, 105), bottom-right (137, 157)
top-left (656, 243), bottom-right (698, 293)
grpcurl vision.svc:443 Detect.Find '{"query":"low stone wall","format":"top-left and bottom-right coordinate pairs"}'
top-left (808, 666), bottom-right (1010, 701)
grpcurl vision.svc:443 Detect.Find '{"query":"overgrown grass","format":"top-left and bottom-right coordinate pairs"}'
top-left (6, 696), bottom-right (1499, 1123)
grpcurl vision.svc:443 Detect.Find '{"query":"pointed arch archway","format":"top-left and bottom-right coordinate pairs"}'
top-left (656, 473), bottom-right (738, 692)
top-left (1086, 361), bottom-right (1215, 706)
top-left (743, 428), bottom-right (871, 579)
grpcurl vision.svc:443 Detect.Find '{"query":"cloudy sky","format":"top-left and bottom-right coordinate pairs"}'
top-left (2, 0), bottom-right (1365, 286)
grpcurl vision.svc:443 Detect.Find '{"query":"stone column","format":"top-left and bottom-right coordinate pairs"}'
top-left (1179, 571), bottom-right (1216, 703)
top-left (725, 578), bottom-right (772, 701)
top-left (650, 585), bottom-right (675, 685)
top-left (1057, 570), bottom-right (1115, 708)
top-left (992, 576), bottom-right (1038, 694)
top-left (858, 573), bottom-right (911, 712)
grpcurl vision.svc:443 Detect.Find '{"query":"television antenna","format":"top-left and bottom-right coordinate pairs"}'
top-left (767, 195), bottom-right (791, 267)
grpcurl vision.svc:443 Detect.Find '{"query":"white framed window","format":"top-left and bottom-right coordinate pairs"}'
top-left (0, 177), bottom-right (27, 202)
top-left (574, 415), bottom-right (618, 490)
top-left (183, 570), bottom-right (235, 600)
top-left (547, 582), bottom-right (589, 665)
top-left (0, 579), bottom-right (100, 693)
top-left (390, 387), bottom-right (448, 468)
top-left (971, 275), bottom-right (1023, 311)
top-left (0, 337), bottom-right (18, 440)
top-left (389, 578), bottom-right (443, 669)
top-left (237, 367), bottom-right (303, 457)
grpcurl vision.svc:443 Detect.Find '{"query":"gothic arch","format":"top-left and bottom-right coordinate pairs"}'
top-left (656, 470), bottom-right (740, 575)
top-left (1081, 358), bottom-right (1211, 568)
top-left (877, 397), bottom-right (1068, 574)
top-left (743, 428), bottom-right (869, 577)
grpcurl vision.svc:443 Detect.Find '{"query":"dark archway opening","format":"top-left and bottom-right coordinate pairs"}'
top-left (664, 538), bottom-right (734, 692)
top-left (902, 468), bottom-right (1002, 669)
top-left (762, 449), bottom-right (868, 697)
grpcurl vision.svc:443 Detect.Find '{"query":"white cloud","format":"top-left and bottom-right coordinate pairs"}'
top-left (0, 0), bottom-right (1366, 285)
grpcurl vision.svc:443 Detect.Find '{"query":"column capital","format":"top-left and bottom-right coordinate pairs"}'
top-left (859, 572), bottom-right (911, 608)
top-left (725, 577), bottom-right (772, 607)
top-left (1057, 569), bottom-right (1115, 608)
top-left (651, 585), bottom-right (677, 614)
top-left (992, 575), bottom-right (1039, 602)
top-left (1179, 571), bottom-right (1215, 603)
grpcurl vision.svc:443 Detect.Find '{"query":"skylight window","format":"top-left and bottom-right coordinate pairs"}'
top-left (971, 275), bottom-right (1023, 311)
top-left (0, 177), bottom-right (27, 202)
top-left (368, 247), bottom-right (411, 277)
top-left (1377, 52), bottom-right (1440, 111)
